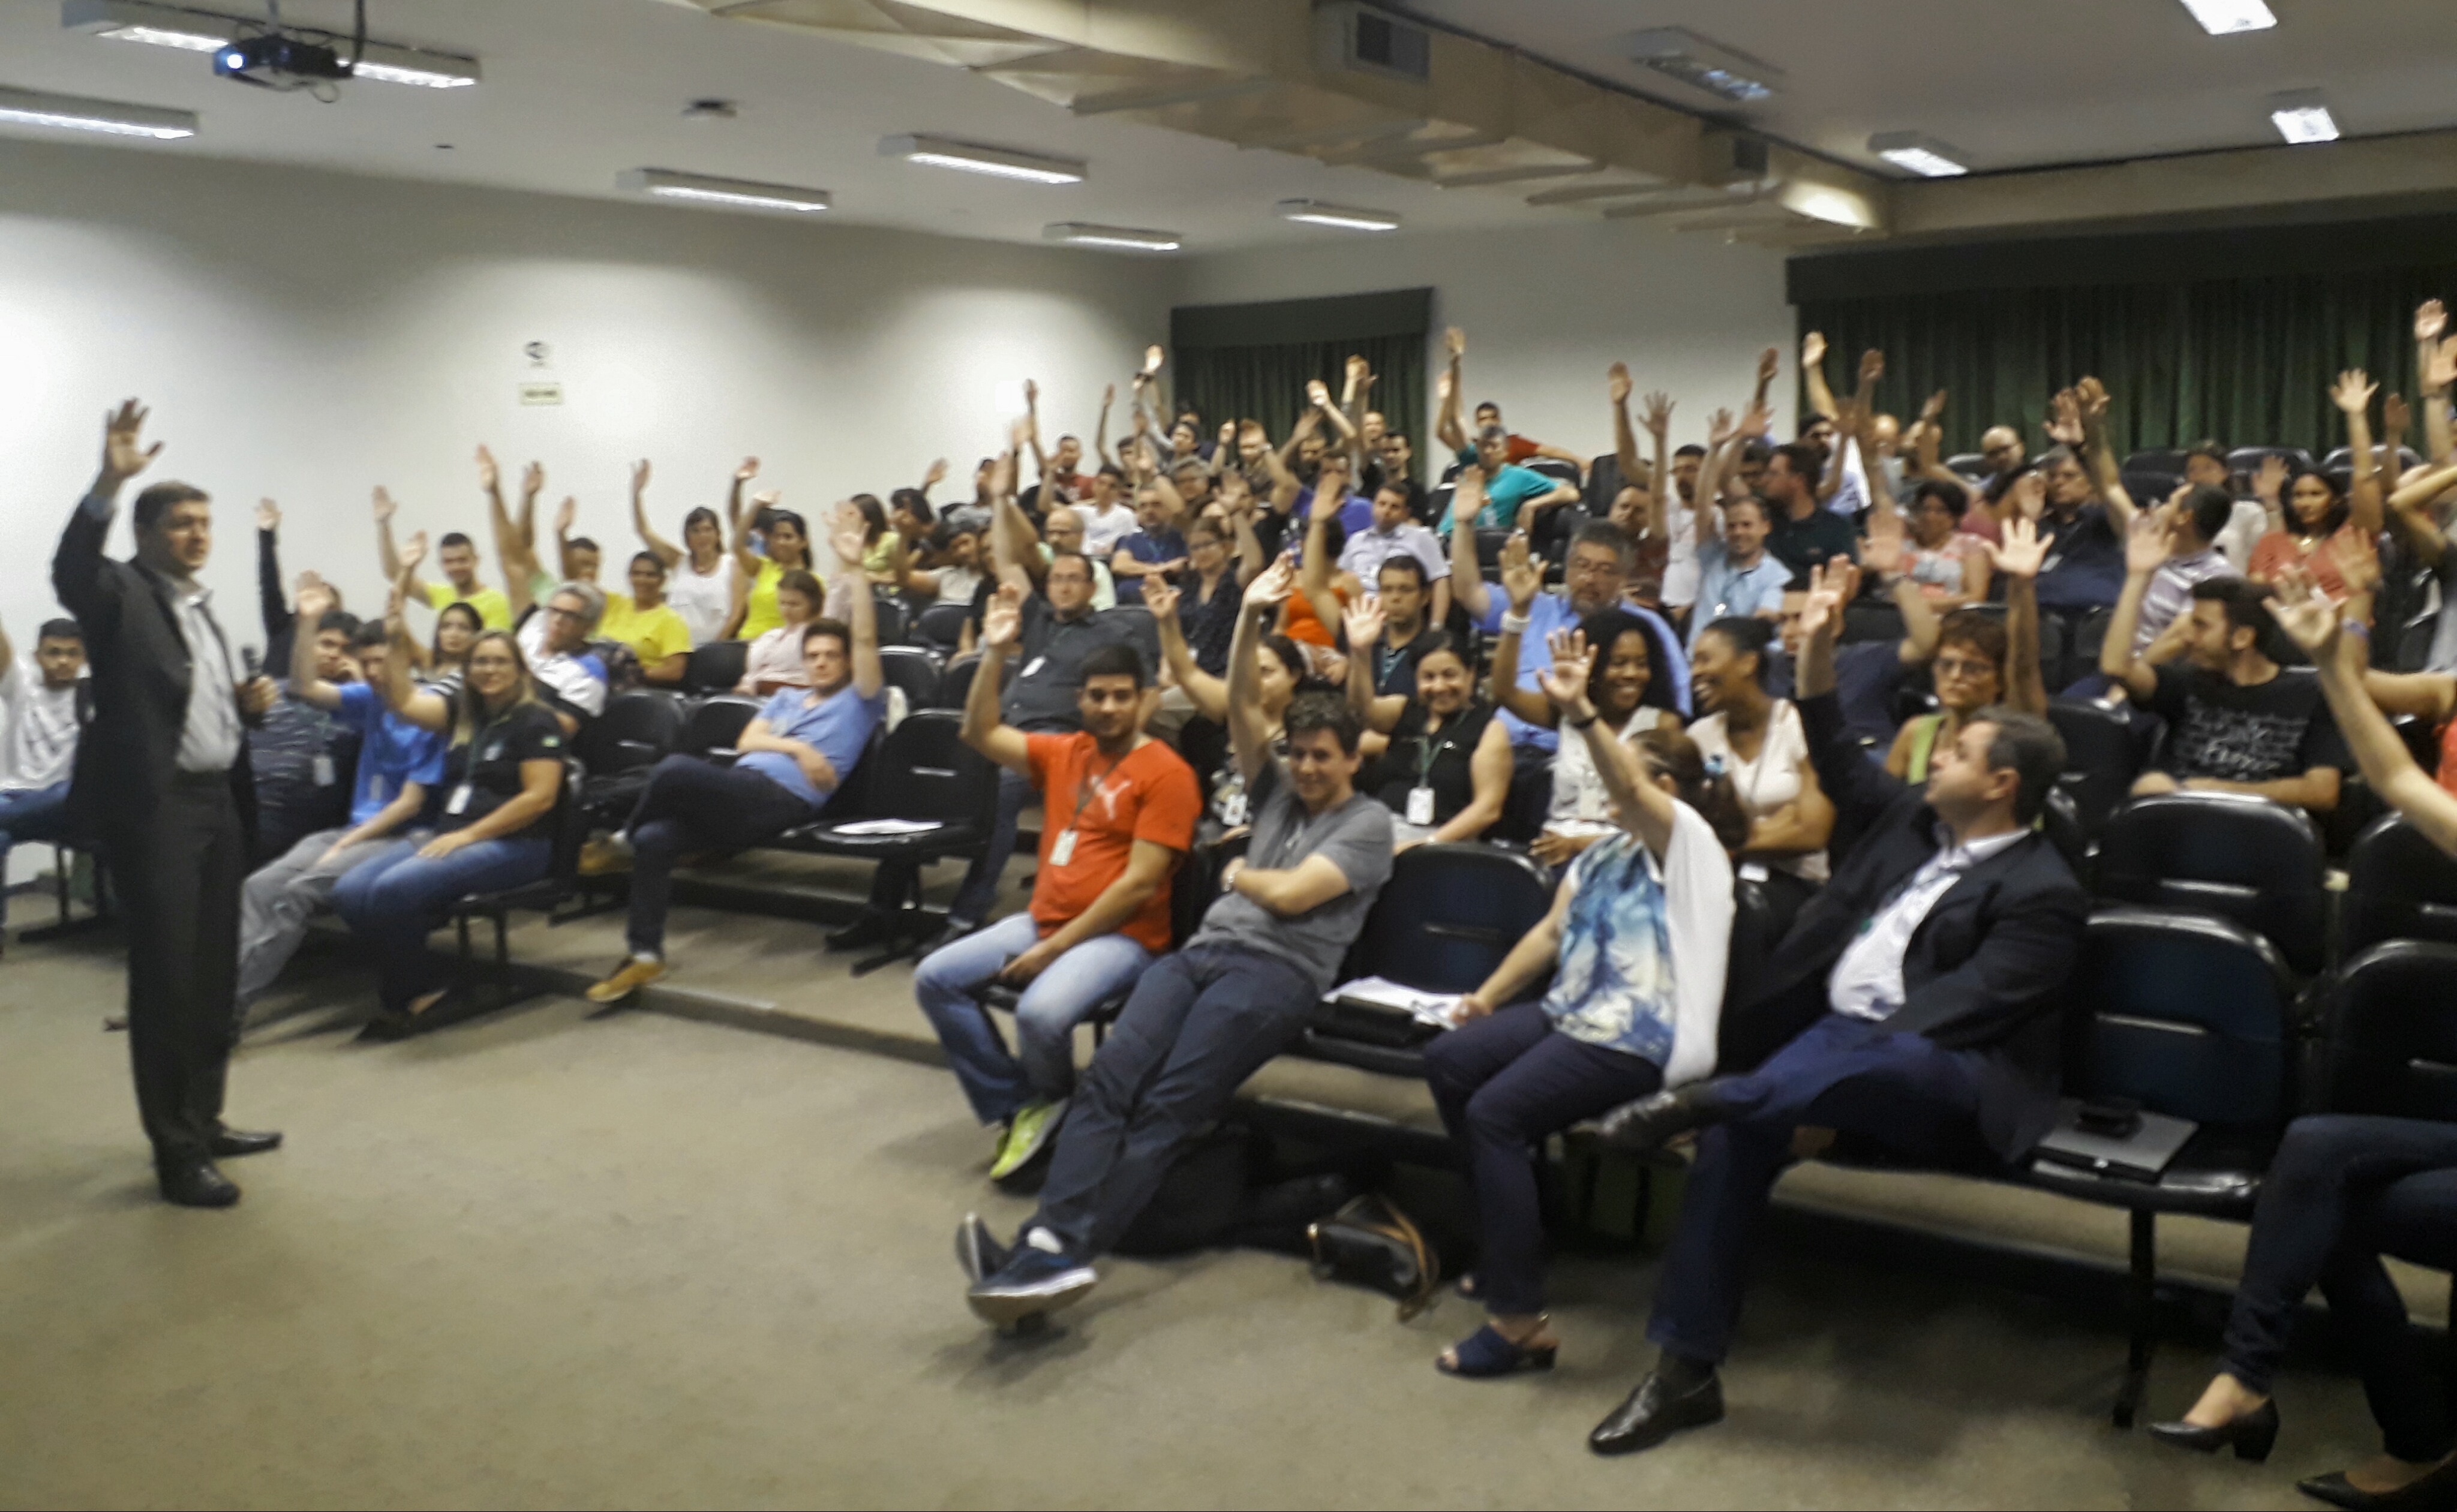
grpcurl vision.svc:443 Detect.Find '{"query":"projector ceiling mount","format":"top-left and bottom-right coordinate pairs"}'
top-left (209, 0), bottom-right (367, 100)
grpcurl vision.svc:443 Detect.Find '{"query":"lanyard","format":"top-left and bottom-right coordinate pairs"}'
top-left (1066, 750), bottom-right (1126, 834)
top-left (1414, 708), bottom-right (1471, 784)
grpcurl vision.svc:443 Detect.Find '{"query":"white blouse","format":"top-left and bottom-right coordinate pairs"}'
top-left (1689, 699), bottom-right (1828, 883)
top-left (667, 556), bottom-right (734, 647)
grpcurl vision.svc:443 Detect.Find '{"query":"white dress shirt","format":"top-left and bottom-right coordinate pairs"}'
top-left (155, 571), bottom-right (245, 774)
top-left (1826, 825), bottom-right (2028, 1021)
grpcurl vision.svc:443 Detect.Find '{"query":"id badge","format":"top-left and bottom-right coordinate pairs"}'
top-left (1405, 786), bottom-right (1435, 826)
top-left (1218, 788), bottom-right (1247, 828)
top-left (1022, 656), bottom-right (1047, 678)
top-left (446, 784), bottom-right (473, 816)
top-left (312, 754), bottom-right (336, 787)
top-left (1050, 828), bottom-right (1077, 866)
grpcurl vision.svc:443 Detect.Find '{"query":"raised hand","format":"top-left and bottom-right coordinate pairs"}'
top-left (1920, 388), bottom-right (1948, 425)
top-left (632, 458), bottom-right (652, 495)
top-left (1498, 534), bottom-right (1543, 614)
top-left (1607, 362), bottom-right (1632, 406)
top-left (923, 458), bottom-right (948, 490)
top-left (2330, 527), bottom-right (2382, 597)
top-left (1141, 577), bottom-right (1179, 623)
top-left (1858, 348), bottom-right (1885, 389)
top-left (555, 496), bottom-right (576, 535)
top-left (98, 399), bottom-right (162, 486)
top-left (256, 499), bottom-right (281, 533)
top-left (1738, 399), bottom-right (1773, 440)
top-left (1987, 516), bottom-right (2047, 580)
top-left (1642, 392), bottom-right (1674, 440)
top-left (1342, 591), bottom-right (1386, 652)
top-left (1759, 345), bottom-right (1782, 386)
top-left (2254, 455), bottom-right (2288, 506)
top-left (2333, 369), bottom-right (2379, 416)
top-left (2422, 299), bottom-right (2449, 345)
top-left (983, 582), bottom-right (1024, 650)
top-left (1707, 408), bottom-right (1738, 449)
top-left (1246, 555), bottom-right (1298, 609)
top-left (1023, 378), bottom-right (1040, 411)
top-left (828, 505), bottom-right (867, 570)
top-left (1103, 382), bottom-right (1116, 409)
top-left (1345, 353), bottom-right (1369, 386)
top-left (2125, 505), bottom-right (2174, 575)
top-left (1800, 331), bottom-right (1826, 370)
top-left (735, 456), bottom-right (759, 484)
top-left (521, 461), bottom-right (545, 499)
top-left (1798, 561), bottom-right (1847, 644)
top-left (752, 489), bottom-right (782, 511)
top-left (371, 486), bottom-right (397, 524)
top-left (474, 444), bottom-right (499, 492)
top-left (400, 530), bottom-right (428, 580)
top-left (2011, 470), bottom-right (2047, 521)
top-left (295, 575), bottom-right (336, 623)
top-left (1306, 377), bottom-right (1332, 411)
top-left (2045, 389), bottom-right (2084, 449)
top-left (1444, 326), bottom-right (1466, 362)
top-left (1145, 344), bottom-right (1166, 376)
top-left (1537, 629), bottom-right (1597, 717)
top-left (2076, 375), bottom-right (2111, 431)
top-left (2266, 566), bottom-right (2342, 657)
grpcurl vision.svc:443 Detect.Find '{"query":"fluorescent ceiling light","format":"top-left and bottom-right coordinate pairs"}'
top-left (1043, 223), bottom-right (1181, 253)
top-left (1276, 199), bottom-right (1400, 232)
top-left (1868, 131), bottom-right (1969, 178)
top-left (2269, 89), bottom-right (2338, 145)
top-left (1627, 27), bottom-right (1779, 103)
top-left (63, 1), bottom-right (480, 87)
top-left (2176, 0), bottom-right (2276, 35)
top-left (880, 133), bottom-right (1085, 185)
top-left (618, 168), bottom-right (830, 215)
top-left (0, 83), bottom-right (195, 138)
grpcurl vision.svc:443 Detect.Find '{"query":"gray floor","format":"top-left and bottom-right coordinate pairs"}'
top-left (0, 885), bottom-right (2419, 1510)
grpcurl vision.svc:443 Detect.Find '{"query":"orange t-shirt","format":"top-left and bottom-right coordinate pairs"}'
top-left (2439, 719), bottom-right (2457, 796)
top-left (1279, 582), bottom-right (1352, 648)
top-left (1026, 732), bottom-right (1201, 953)
top-left (2249, 525), bottom-right (2366, 606)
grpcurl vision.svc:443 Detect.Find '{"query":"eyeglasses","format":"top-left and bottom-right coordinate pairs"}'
top-left (1933, 656), bottom-right (1996, 680)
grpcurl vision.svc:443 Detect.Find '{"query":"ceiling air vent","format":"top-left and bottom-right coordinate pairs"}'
top-left (1317, 2), bottom-right (1431, 84)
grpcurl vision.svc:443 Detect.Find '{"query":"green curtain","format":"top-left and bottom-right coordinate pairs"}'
top-left (1174, 334), bottom-right (1428, 473)
top-left (1797, 262), bottom-right (2457, 460)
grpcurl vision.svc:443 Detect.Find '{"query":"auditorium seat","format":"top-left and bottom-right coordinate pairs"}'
top-left (874, 645), bottom-right (943, 716)
top-left (2321, 941), bottom-right (2457, 1121)
top-left (2022, 907), bottom-right (2297, 1425)
top-left (2226, 445), bottom-right (2314, 480)
top-left (432, 757), bottom-right (591, 1029)
top-left (573, 690), bottom-right (686, 826)
top-left (915, 600), bottom-right (970, 655)
top-left (2095, 791), bottom-right (2328, 976)
top-left (970, 834), bottom-right (1231, 1047)
top-left (869, 592), bottom-right (911, 648)
top-left (1473, 529), bottom-right (1511, 579)
top-left (683, 639), bottom-right (749, 696)
top-left (2046, 698), bottom-right (2142, 836)
top-left (1942, 452), bottom-right (1992, 482)
top-left (2322, 444), bottom-right (2424, 476)
top-left (2123, 448), bottom-right (2191, 477)
top-left (2343, 815), bottom-right (2457, 954)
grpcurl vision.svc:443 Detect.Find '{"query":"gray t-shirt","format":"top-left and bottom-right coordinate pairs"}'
top-left (1191, 760), bottom-right (1394, 991)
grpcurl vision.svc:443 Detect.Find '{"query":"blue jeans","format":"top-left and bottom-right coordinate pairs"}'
top-left (331, 832), bottom-right (552, 1009)
top-left (912, 911), bottom-right (1155, 1125)
top-left (0, 782), bottom-right (73, 929)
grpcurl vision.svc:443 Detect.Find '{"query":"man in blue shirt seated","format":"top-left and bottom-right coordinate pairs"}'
top-left (236, 589), bottom-right (447, 1014)
top-left (581, 527), bottom-right (886, 1003)
top-left (1108, 483), bottom-right (1187, 608)
top-left (1449, 492), bottom-right (1688, 755)
top-left (1437, 425), bottom-right (1581, 535)
top-left (1687, 495), bottom-right (1791, 654)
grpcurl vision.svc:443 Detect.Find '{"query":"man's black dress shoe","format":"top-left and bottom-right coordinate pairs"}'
top-left (157, 1158), bottom-right (241, 1209)
top-left (1591, 1083), bottom-right (1725, 1154)
top-left (1589, 1369), bottom-right (1725, 1455)
top-left (2146, 1399), bottom-right (2279, 1462)
top-left (210, 1126), bottom-right (283, 1159)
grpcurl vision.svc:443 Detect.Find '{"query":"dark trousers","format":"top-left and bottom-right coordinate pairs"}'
top-left (107, 772), bottom-right (247, 1164)
top-left (1032, 945), bottom-right (1315, 1258)
top-left (2221, 1113), bottom-right (2457, 1462)
top-left (1424, 1003), bottom-right (1664, 1316)
top-left (1647, 1014), bottom-right (1998, 1366)
top-left (623, 756), bottom-right (813, 958)
top-left (867, 763), bottom-right (1031, 926)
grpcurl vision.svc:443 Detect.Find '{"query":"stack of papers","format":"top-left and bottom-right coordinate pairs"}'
top-left (831, 818), bottom-right (945, 836)
top-left (1329, 976), bottom-right (1464, 1028)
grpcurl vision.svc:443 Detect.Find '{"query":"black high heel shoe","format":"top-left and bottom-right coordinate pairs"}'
top-left (2146, 1399), bottom-right (2280, 1463)
top-left (2295, 1454), bottom-right (2457, 1511)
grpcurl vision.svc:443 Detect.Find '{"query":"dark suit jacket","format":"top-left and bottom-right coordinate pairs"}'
top-left (1719, 690), bottom-right (2090, 1159)
top-left (53, 495), bottom-right (256, 844)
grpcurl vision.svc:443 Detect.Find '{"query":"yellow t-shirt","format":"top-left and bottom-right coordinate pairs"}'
top-left (597, 597), bottom-right (691, 668)
top-left (862, 537), bottom-right (897, 576)
top-left (737, 558), bottom-right (785, 642)
top-left (422, 581), bottom-right (512, 630)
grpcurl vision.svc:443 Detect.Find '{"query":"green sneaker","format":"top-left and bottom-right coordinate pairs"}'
top-left (989, 1098), bottom-right (1067, 1182)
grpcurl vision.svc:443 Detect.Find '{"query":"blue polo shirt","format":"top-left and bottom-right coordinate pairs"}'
top-left (1688, 539), bottom-right (1792, 651)
top-left (1113, 527), bottom-right (1187, 606)
top-left (1295, 486), bottom-right (1374, 538)
top-left (1438, 451), bottom-right (1558, 533)
top-left (335, 682), bottom-right (447, 825)
top-left (740, 681), bottom-right (888, 808)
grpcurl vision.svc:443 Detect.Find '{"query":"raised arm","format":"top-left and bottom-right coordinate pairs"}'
top-left (1446, 465), bottom-right (1494, 622)
top-left (2336, 369), bottom-right (2384, 537)
top-left (1537, 628), bottom-right (1677, 858)
top-left (961, 583), bottom-right (1034, 774)
top-left (2273, 569), bottom-right (2457, 853)
top-left (1798, 332), bottom-right (1839, 422)
top-left (1339, 594), bottom-right (1408, 735)
top-left (1987, 515), bottom-right (2050, 716)
top-left (1484, 537), bottom-right (1554, 729)
top-left (287, 576), bottom-right (350, 713)
top-left (1341, 354), bottom-right (1374, 473)
top-left (2072, 379), bottom-right (2138, 534)
top-left (1226, 558), bottom-right (1297, 784)
top-left (1435, 327), bottom-right (1468, 453)
top-left (828, 508), bottom-right (885, 701)
top-left (553, 495), bottom-right (581, 582)
top-left (1642, 391), bottom-right (1674, 543)
top-left (2098, 507), bottom-right (2174, 700)
top-left (56, 399), bottom-right (161, 629)
top-left (630, 460), bottom-right (681, 567)
top-left (256, 499), bottom-right (290, 645)
top-left (372, 485), bottom-right (429, 602)
top-left (1296, 455), bottom-right (1350, 634)
top-left (1093, 383), bottom-right (1117, 470)
top-left (1140, 578), bottom-right (1226, 723)
top-left (377, 542), bottom-right (453, 732)
top-left (1792, 560), bottom-right (1906, 829)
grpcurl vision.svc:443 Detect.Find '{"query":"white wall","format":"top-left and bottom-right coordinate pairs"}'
top-left (0, 136), bottom-right (1174, 647)
top-left (1176, 219), bottom-right (1796, 461)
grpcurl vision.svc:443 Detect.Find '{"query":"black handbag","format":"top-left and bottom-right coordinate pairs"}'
top-left (1306, 1194), bottom-right (1441, 1321)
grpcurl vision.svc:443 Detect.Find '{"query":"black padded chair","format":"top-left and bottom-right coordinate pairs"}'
top-left (2046, 698), bottom-right (2141, 837)
top-left (2124, 447), bottom-right (2192, 477)
top-left (1943, 452), bottom-right (1993, 482)
top-left (683, 639), bottom-right (748, 696)
top-left (1425, 483), bottom-right (1456, 533)
top-left (2227, 446), bottom-right (2314, 480)
top-left (432, 758), bottom-right (591, 1026)
top-left (933, 651), bottom-right (984, 711)
top-left (771, 710), bottom-right (997, 973)
top-left (678, 695), bottom-right (761, 762)
top-left (2095, 791), bottom-right (2328, 976)
top-left (1473, 529), bottom-right (1512, 580)
top-left (574, 690), bottom-right (686, 825)
top-left (915, 600), bottom-right (971, 655)
top-left (2120, 468), bottom-right (2182, 510)
top-left (1584, 452), bottom-right (1625, 514)
top-left (1298, 844), bottom-right (1556, 1078)
top-left (2323, 444), bottom-right (2424, 476)
top-left (2344, 815), bottom-right (2457, 955)
top-left (875, 645), bottom-right (942, 713)
top-left (2023, 907), bottom-right (2298, 1425)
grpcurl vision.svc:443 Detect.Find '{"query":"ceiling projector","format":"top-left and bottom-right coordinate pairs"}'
top-left (211, 30), bottom-right (352, 89)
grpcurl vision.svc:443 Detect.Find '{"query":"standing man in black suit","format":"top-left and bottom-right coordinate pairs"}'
top-left (1587, 553), bottom-right (2087, 1456)
top-left (54, 401), bottom-right (282, 1209)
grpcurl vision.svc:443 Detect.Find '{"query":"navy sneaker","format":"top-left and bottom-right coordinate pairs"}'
top-left (967, 1243), bottom-right (1097, 1327)
top-left (954, 1213), bottom-right (1013, 1285)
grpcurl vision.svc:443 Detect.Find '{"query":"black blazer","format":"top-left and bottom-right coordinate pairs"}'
top-left (1719, 690), bottom-right (2090, 1160)
top-left (52, 495), bottom-right (256, 843)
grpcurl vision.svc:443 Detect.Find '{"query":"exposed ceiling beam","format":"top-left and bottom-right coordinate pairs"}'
top-left (1319, 131), bottom-right (1505, 167)
top-left (1434, 160), bottom-right (1602, 190)
top-left (1523, 179), bottom-right (1672, 206)
top-left (1069, 75), bottom-right (1278, 115)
